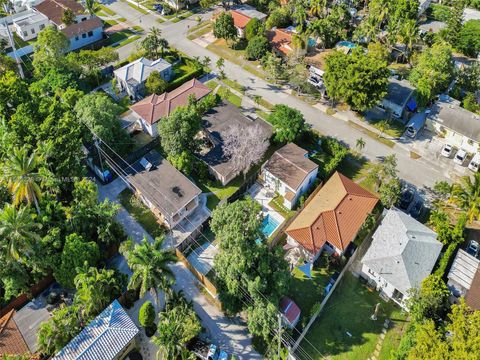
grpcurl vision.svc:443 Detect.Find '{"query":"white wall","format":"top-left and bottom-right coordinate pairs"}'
top-left (361, 264), bottom-right (408, 308)
top-left (429, 120), bottom-right (479, 154)
top-left (14, 18), bottom-right (48, 40)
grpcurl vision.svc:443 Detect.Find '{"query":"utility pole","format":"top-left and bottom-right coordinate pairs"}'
top-left (2, 4), bottom-right (25, 78)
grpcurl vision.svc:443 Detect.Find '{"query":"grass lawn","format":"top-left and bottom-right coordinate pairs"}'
top-left (205, 80), bottom-right (219, 90)
top-left (106, 29), bottom-right (134, 44)
top-left (206, 39), bottom-right (268, 81)
top-left (348, 121), bottom-right (395, 148)
top-left (99, 4), bottom-right (116, 16)
top-left (336, 157), bottom-right (378, 195)
top-left (132, 25), bottom-right (144, 32)
top-left (187, 22), bottom-right (213, 40)
top-left (217, 86), bottom-right (242, 107)
top-left (194, 176), bottom-right (243, 210)
top-left (366, 118), bottom-right (405, 138)
top-left (268, 195), bottom-right (296, 219)
top-left (13, 33), bottom-right (29, 48)
top-left (118, 189), bottom-right (167, 238)
top-left (222, 78), bottom-right (245, 94)
top-left (104, 19), bottom-right (118, 27)
top-left (125, 1), bottom-right (149, 14)
top-left (117, 96), bottom-right (131, 113)
top-left (255, 109), bottom-right (270, 120)
top-left (113, 35), bottom-right (141, 48)
top-left (299, 273), bottom-right (408, 360)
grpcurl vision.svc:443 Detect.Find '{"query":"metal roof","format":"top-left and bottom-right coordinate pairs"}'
top-left (448, 249), bottom-right (480, 291)
top-left (53, 300), bottom-right (139, 360)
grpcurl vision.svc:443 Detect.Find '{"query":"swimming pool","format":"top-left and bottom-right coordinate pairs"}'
top-left (336, 41), bottom-right (356, 49)
top-left (262, 214), bottom-right (280, 238)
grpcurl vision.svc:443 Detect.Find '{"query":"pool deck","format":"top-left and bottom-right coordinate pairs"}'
top-left (248, 183), bottom-right (285, 228)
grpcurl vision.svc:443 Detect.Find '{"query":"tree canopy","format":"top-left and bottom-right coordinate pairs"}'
top-left (268, 104), bottom-right (306, 143)
top-left (213, 12), bottom-right (237, 44)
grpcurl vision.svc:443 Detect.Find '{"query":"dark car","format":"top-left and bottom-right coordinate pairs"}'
top-left (399, 189), bottom-right (414, 210)
top-left (409, 200), bottom-right (423, 219)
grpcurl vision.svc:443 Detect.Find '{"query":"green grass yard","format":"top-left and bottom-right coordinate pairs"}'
top-left (268, 195), bottom-right (295, 220)
top-left (193, 176), bottom-right (243, 211)
top-left (125, 1), bottom-right (149, 14)
top-left (204, 80), bottom-right (242, 107)
top-left (98, 4), bottom-right (116, 16)
top-left (118, 189), bottom-right (167, 239)
top-left (348, 121), bottom-right (395, 148)
top-left (299, 273), bottom-right (408, 360)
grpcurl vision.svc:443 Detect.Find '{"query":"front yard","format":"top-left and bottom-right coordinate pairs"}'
top-left (299, 273), bottom-right (408, 360)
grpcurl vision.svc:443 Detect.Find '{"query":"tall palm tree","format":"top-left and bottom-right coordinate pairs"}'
top-left (398, 19), bottom-right (419, 65)
top-left (451, 173), bottom-right (480, 223)
top-left (0, 204), bottom-right (40, 261)
top-left (356, 137), bottom-right (366, 152)
top-left (3, 147), bottom-right (43, 214)
top-left (85, 0), bottom-right (98, 15)
top-left (120, 236), bottom-right (177, 307)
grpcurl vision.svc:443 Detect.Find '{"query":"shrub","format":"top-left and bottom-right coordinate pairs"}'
top-left (139, 300), bottom-right (156, 336)
top-left (319, 137), bottom-right (349, 178)
top-left (167, 67), bottom-right (204, 91)
top-left (245, 35), bottom-right (271, 61)
top-left (245, 18), bottom-right (265, 41)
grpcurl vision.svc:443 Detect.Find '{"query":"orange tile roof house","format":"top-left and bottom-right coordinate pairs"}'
top-left (267, 28), bottom-right (294, 57)
top-left (125, 79), bottom-right (212, 137)
top-left (261, 143), bottom-right (318, 209)
top-left (0, 310), bottom-right (30, 357)
top-left (285, 172), bottom-right (379, 259)
top-left (214, 5), bottom-right (266, 38)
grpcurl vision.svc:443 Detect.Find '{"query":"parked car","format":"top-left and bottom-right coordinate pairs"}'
top-left (454, 149), bottom-right (467, 165)
top-left (307, 76), bottom-right (323, 89)
top-left (409, 200), bottom-right (423, 219)
top-left (467, 240), bottom-right (479, 257)
top-left (441, 144), bottom-right (453, 158)
top-left (399, 188), bottom-right (414, 210)
top-left (468, 153), bottom-right (480, 172)
top-left (207, 344), bottom-right (218, 360)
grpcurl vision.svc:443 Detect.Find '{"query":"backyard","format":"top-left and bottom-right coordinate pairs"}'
top-left (118, 188), bottom-right (167, 238)
top-left (193, 175), bottom-right (243, 210)
top-left (299, 273), bottom-right (408, 360)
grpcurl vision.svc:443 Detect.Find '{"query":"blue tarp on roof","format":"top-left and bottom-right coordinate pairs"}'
top-left (297, 262), bottom-right (312, 279)
top-left (53, 300), bottom-right (139, 360)
top-left (406, 97), bottom-right (417, 112)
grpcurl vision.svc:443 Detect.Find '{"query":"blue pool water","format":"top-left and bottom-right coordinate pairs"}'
top-left (262, 215), bottom-right (280, 237)
top-left (336, 41), bottom-right (356, 49)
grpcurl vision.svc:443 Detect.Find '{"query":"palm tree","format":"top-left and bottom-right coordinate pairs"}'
top-left (0, 204), bottom-right (40, 261)
top-left (309, 0), bottom-right (327, 18)
top-left (3, 147), bottom-right (43, 214)
top-left (356, 137), bottom-right (366, 152)
top-left (120, 236), bottom-right (177, 307)
top-left (84, 0), bottom-right (98, 15)
top-left (451, 173), bottom-right (480, 223)
top-left (158, 38), bottom-right (169, 57)
top-left (399, 19), bottom-right (419, 65)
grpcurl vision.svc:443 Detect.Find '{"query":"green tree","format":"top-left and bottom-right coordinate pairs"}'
top-left (37, 304), bottom-right (81, 356)
top-left (0, 204), bottom-right (40, 261)
top-left (245, 17), bottom-right (265, 41)
top-left (67, 47), bottom-right (119, 85)
top-left (268, 104), bottom-right (306, 143)
top-left (398, 19), bottom-right (420, 64)
top-left (54, 233), bottom-right (100, 289)
top-left (0, 54), bottom-right (17, 74)
top-left (61, 8), bottom-right (76, 25)
top-left (33, 26), bottom-right (70, 76)
top-left (168, 150), bottom-right (195, 174)
top-left (265, 7), bottom-right (291, 30)
top-left (463, 92), bottom-right (480, 113)
top-left (457, 20), bottom-right (480, 58)
top-left (407, 275), bottom-right (451, 325)
top-left (307, 5), bottom-right (350, 49)
top-left (74, 92), bottom-right (132, 155)
top-left (139, 300), bottom-right (156, 329)
top-left (324, 48), bottom-right (390, 111)
top-left (309, 0), bottom-right (327, 17)
top-left (3, 147), bottom-right (44, 214)
top-left (444, 0), bottom-right (465, 45)
top-left (141, 28), bottom-right (165, 59)
top-left (356, 137), bottom-right (366, 152)
top-left (153, 296), bottom-right (201, 359)
top-left (145, 70), bottom-right (168, 95)
top-left (451, 173), bottom-right (480, 223)
top-left (211, 198), bottom-right (290, 340)
top-left (245, 35), bottom-right (271, 61)
top-left (84, 0), bottom-right (97, 14)
top-left (378, 176), bottom-right (401, 208)
top-left (120, 236), bottom-right (177, 307)
top-left (74, 266), bottom-right (126, 320)
top-left (213, 12), bottom-right (237, 44)
top-left (216, 57), bottom-right (225, 78)
top-left (409, 43), bottom-right (454, 105)
top-left (367, 42), bottom-right (389, 62)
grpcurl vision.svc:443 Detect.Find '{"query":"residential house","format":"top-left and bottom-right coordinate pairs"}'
top-left (427, 96), bottom-right (480, 154)
top-left (13, 298), bottom-right (51, 353)
top-left (261, 143), bottom-right (318, 209)
top-left (127, 78), bottom-right (211, 137)
top-left (304, 48), bottom-right (334, 78)
top-left (285, 171), bottom-right (379, 260)
top-left (198, 101), bottom-right (272, 185)
top-left (0, 310), bottom-right (30, 357)
top-left (267, 28), bottom-right (295, 57)
top-left (126, 151), bottom-right (202, 229)
top-left (33, 0), bottom-right (103, 50)
top-left (12, 10), bottom-right (49, 41)
top-left (447, 249), bottom-right (480, 310)
top-left (113, 57), bottom-right (173, 101)
top-left (213, 5), bottom-right (266, 38)
top-left (361, 208), bottom-right (442, 309)
top-left (380, 78), bottom-right (416, 121)
top-left (279, 297), bottom-right (301, 328)
top-left (53, 300), bottom-right (139, 360)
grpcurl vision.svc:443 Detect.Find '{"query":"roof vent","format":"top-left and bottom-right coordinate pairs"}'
top-left (172, 186), bottom-right (184, 197)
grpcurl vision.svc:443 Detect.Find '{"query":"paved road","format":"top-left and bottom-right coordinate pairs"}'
top-left (104, 1), bottom-right (451, 193)
top-left (99, 178), bottom-right (262, 360)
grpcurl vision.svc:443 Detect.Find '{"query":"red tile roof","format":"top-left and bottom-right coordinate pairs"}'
top-left (230, 10), bottom-right (251, 29)
top-left (34, 0), bottom-right (85, 26)
top-left (0, 310), bottom-right (29, 357)
top-left (279, 297), bottom-right (300, 325)
top-left (61, 16), bottom-right (102, 38)
top-left (286, 172), bottom-right (379, 254)
top-left (130, 79), bottom-right (212, 125)
top-left (267, 28), bottom-right (293, 56)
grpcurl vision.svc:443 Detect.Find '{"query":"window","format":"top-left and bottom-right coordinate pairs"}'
top-left (75, 36), bottom-right (79, 41)
top-left (368, 268), bottom-right (375, 276)
top-left (82, 17), bottom-right (87, 21)
top-left (40, 24), bottom-right (45, 30)
top-left (87, 31), bottom-right (93, 37)
top-left (31, 28), bottom-right (35, 34)
top-left (23, 31), bottom-right (27, 37)
top-left (82, 33), bottom-right (87, 38)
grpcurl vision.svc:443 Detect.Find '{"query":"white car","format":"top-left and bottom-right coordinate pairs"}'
top-left (468, 153), bottom-right (480, 172)
top-left (307, 76), bottom-right (323, 89)
top-left (441, 144), bottom-right (453, 158)
top-left (454, 149), bottom-right (467, 165)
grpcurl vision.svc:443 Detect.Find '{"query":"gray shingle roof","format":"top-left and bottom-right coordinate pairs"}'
top-left (53, 300), bottom-right (139, 360)
top-left (362, 208), bottom-right (442, 294)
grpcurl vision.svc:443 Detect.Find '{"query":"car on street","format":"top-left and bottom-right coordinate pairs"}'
top-left (454, 149), bottom-right (468, 165)
top-left (399, 188), bottom-right (414, 210)
top-left (409, 199), bottom-right (423, 219)
top-left (468, 153), bottom-right (480, 172)
top-left (467, 240), bottom-right (479, 257)
top-left (441, 144), bottom-right (453, 158)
